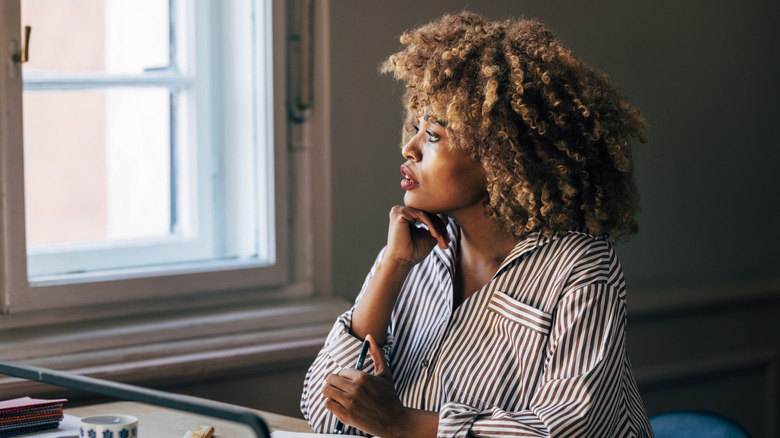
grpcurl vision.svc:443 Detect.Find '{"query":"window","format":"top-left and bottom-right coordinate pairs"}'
top-left (24, 0), bottom-right (277, 280)
top-left (0, 0), bottom-right (296, 318)
top-left (0, 0), bottom-right (340, 400)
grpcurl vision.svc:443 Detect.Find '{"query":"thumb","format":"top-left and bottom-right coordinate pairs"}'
top-left (366, 334), bottom-right (392, 381)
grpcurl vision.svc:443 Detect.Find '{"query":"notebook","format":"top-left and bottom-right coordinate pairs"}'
top-left (271, 432), bottom-right (361, 438)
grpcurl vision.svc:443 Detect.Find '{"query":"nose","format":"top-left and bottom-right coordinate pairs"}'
top-left (401, 133), bottom-right (422, 162)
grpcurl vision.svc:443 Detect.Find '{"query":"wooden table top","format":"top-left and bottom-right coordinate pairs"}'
top-left (67, 401), bottom-right (312, 437)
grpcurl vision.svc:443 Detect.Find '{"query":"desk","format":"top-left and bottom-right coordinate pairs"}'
top-left (67, 401), bottom-right (313, 437)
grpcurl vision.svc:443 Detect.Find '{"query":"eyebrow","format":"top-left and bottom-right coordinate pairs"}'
top-left (420, 115), bottom-right (446, 128)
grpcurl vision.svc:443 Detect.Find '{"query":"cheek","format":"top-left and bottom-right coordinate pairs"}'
top-left (462, 176), bottom-right (488, 201)
top-left (444, 163), bottom-right (487, 199)
top-left (458, 162), bottom-right (487, 191)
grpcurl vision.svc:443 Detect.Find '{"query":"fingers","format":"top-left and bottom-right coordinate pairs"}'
top-left (323, 397), bottom-right (346, 422)
top-left (322, 352), bottom-right (401, 437)
top-left (407, 210), bottom-right (447, 248)
top-left (322, 382), bottom-right (351, 427)
top-left (323, 372), bottom-right (361, 415)
top-left (337, 367), bottom-right (367, 381)
top-left (415, 211), bottom-right (449, 250)
top-left (324, 372), bottom-right (353, 393)
top-left (390, 206), bottom-right (450, 249)
top-left (366, 334), bottom-right (392, 380)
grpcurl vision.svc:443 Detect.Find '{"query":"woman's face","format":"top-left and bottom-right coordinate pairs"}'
top-left (400, 112), bottom-right (487, 216)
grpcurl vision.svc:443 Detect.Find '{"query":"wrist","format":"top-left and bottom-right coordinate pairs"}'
top-left (389, 407), bottom-right (437, 438)
top-left (379, 254), bottom-right (416, 273)
top-left (380, 251), bottom-right (419, 272)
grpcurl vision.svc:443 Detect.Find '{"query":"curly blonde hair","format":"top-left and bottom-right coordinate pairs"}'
top-left (381, 11), bottom-right (648, 241)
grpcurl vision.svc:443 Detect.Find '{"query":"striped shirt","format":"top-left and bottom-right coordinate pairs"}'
top-left (301, 219), bottom-right (653, 437)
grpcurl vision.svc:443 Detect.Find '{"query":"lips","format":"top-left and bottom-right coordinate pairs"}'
top-left (400, 165), bottom-right (419, 190)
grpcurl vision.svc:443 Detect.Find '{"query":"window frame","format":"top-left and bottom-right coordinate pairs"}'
top-left (0, 0), bottom-right (296, 323)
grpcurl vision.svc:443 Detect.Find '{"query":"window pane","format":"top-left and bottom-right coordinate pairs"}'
top-left (20, 0), bottom-right (170, 75)
top-left (23, 88), bottom-right (172, 247)
top-left (17, 0), bottom-right (277, 284)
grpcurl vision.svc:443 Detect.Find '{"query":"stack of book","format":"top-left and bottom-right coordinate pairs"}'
top-left (0, 397), bottom-right (66, 437)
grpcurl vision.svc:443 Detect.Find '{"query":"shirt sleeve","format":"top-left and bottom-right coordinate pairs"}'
top-left (300, 248), bottom-right (395, 436)
top-left (438, 283), bottom-right (640, 438)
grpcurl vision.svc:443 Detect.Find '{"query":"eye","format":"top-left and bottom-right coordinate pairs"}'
top-left (426, 130), bottom-right (440, 143)
top-left (412, 124), bottom-right (420, 133)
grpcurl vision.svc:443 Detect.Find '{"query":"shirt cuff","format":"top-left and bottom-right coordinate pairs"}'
top-left (437, 401), bottom-right (481, 438)
top-left (324, 314), bottom-right (394, 375)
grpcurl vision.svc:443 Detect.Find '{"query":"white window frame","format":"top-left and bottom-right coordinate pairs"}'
top-left (22, 1), bottom-right (221, 278)
top-left (0, 0), bottom-right (300, 323)
top-left (0, 0), bottom-right (342, 401)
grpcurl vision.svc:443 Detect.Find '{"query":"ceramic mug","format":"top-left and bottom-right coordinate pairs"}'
top-left (79, 414), bottom-right (138, 438)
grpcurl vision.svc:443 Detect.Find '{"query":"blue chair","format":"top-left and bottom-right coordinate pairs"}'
top-left (650, 410), bottom-right (751, 438)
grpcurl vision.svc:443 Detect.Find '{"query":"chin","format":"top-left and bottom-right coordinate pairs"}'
top-left (403, 193), bottom-right (424, 210)
top-left (403, 195), bottom-right (439, 214)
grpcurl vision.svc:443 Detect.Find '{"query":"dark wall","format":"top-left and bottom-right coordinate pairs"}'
top-left (327, 1), bottom-right (780, 436)
top-left (329, 0), bottom-right (780, 297)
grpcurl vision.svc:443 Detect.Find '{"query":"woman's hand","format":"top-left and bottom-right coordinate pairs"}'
top-left (385, 206), bottom-right (449, 268)
top-left (348, 207), bottom-right (449, 349)
top-left (322, 335), bottom-right (436, 438)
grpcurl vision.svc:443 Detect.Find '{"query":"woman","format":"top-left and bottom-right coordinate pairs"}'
top-left (301, 11), bottom-right (653, 438)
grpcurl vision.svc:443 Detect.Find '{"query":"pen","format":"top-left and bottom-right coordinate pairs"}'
top-left (333, 339), bottom-right (371, 434)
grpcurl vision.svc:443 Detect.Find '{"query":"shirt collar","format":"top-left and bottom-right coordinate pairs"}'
top-left (432, 216), bottom-right (460, 274)
top-left (433, 218), bottom-right (598, 279)
top-left (493, 226), bottom-right (599, 279)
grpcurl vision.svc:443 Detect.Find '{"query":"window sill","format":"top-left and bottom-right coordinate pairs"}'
top-left (0, 297), bottom-right (350, 399)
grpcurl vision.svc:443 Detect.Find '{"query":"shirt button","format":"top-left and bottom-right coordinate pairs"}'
top-left (421, 359), bottom-right (429, 368)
